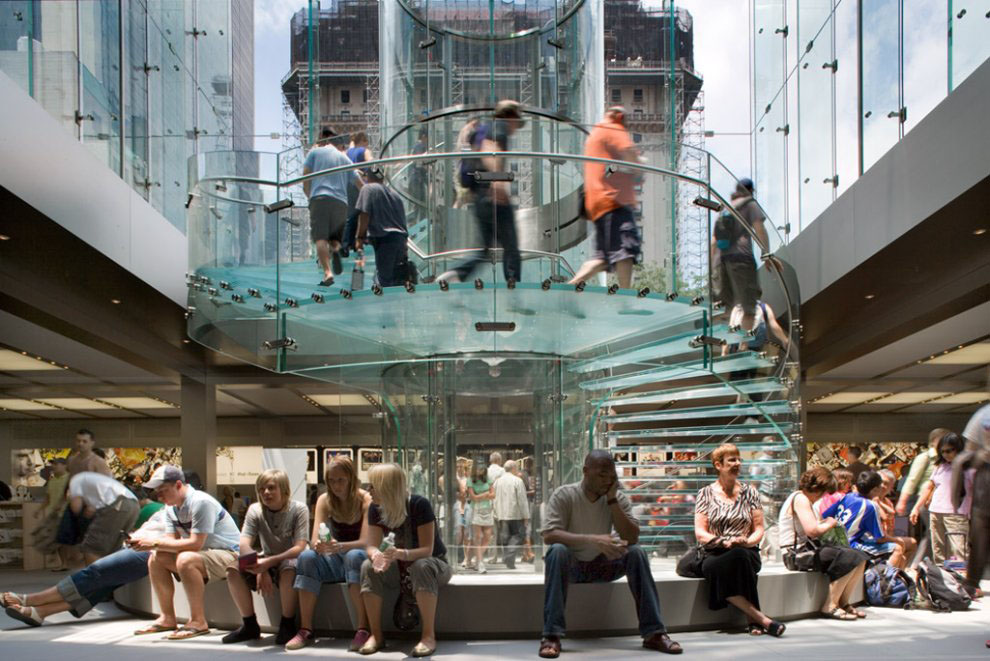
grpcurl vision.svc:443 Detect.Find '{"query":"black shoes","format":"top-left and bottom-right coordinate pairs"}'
top-left (222, 622), bottom-right (261, 644)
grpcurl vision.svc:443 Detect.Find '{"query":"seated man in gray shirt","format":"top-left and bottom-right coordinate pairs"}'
top-left (223, 469), bottom-right (309, 645)
top-left (354, 168), bottom-right (410, 287)
top-left (539, 450), bottom-right (681, 658)
top-left (132, 465), bottom-right (241, 641)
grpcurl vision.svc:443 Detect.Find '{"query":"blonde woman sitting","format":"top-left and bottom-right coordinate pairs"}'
top-left (360, 463), bottom-right (452, 657)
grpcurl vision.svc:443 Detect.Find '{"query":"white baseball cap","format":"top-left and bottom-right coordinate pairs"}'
top-left (144, 465), bottom-right (184, 489)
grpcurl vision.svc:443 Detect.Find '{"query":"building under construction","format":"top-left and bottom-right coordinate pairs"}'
top-left (281, 0), bottom-right (706, 285)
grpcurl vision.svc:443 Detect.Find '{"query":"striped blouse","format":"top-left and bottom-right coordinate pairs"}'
top-left (696, 482), bottom-right (762, 538)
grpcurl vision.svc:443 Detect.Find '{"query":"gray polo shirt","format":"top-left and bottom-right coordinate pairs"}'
top-left (165, 486), bottom-right (240, 551)
top-left (241, 500), bottom-right (310, 556)
top-left (541, 482), bottom-right (633, 561)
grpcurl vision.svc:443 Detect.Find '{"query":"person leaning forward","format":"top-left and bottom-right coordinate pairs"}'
top-left (538, 450), bottom-right (682, 658)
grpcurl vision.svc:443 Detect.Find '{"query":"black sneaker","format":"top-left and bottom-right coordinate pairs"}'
top-left (222, 623), bottom-right (261, 644)
top-left (275, 621), bottom-right (296, 646)
top-left (331, 251), bottom-right (343, 275)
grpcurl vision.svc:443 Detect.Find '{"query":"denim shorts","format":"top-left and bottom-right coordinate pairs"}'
top-left (293, 548), bottom-right (368, 594)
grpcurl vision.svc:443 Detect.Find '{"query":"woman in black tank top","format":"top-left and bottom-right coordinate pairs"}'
top-left (286, 457), bottom-right (371, 652)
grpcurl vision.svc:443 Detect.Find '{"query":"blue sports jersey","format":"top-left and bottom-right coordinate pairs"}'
top-left (822, 491), bottom-right (884, 546)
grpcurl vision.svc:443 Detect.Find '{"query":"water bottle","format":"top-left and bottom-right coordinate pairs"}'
top-left (319, 522), bottom-right (332, 544)
top-left (380, 532), bottom-right (396, 552)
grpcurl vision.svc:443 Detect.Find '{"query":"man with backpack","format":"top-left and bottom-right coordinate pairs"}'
top-left (439, 100), bottom-right (525, 285)
top-left (710, 179), bottom-right (770, 331)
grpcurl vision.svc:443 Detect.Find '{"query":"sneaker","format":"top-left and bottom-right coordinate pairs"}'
top-left (349, 628), bottom-right (372, 652)
top-left (285, 628), bottom-right (315, 651)
top-left (222, 623), bottom-right (261, 644)
top-left (275, 620), bottom-right (296, 646)
top-left (437, 270), bottom-right (461, 284)
top-left (478, 561), bottom-right (487, 574)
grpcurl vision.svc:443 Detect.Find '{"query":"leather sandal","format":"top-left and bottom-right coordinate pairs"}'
top-left (821, 607), bottom-right (856, 620)
top-left (538, 636), bottom-right (562, 659)
top-left (766, 620), bottom-right (786, 637)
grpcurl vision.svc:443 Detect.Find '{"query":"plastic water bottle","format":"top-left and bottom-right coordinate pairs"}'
top-left (380, 532), bottom-right (396, 552)
top-left (319, 523), bottom-right (332, 543)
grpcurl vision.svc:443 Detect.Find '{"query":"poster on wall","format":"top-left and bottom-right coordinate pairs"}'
top-left (806, 442), bottom-right (926, 478)
top-left (358, 448), bottom-right (383, 482)
top-left (12, 447), bottom-right (181, 487)
top-left (216, 446), bottom-right (264, 485)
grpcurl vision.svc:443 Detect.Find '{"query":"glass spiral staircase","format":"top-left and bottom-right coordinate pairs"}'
top-left (185, 0), bottom-right (801, 560)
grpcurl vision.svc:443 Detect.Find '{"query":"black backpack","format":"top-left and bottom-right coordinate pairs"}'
top-left (916, 557), bottom-right (972, 611)
top-left (713, 201), bottom-right (750, 251)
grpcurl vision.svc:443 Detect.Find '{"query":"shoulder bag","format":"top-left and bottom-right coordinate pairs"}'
top-left (782, 494), bottom-right (821, 572)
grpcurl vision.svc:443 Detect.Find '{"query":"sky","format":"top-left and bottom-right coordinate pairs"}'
top-left (251, 0), bottom-right (754, 176)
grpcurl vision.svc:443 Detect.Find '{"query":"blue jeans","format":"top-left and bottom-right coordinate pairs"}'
top-left (293, 548), bottom-right (368, 594)
top-left (542, 543), bottom-right (665, 638)
top-left (56, 548), bottom-right (151, 617)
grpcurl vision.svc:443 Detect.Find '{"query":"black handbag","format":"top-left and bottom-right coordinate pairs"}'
top-left (676, 544), bottom-right (706, 578)
top-left (782, 495), bottom-right (821, 572)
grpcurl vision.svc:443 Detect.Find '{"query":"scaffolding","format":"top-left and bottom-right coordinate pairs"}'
top-left (675, 89), bottom-right (707, 294)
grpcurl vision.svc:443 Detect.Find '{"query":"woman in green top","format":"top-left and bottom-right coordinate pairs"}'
top-left (468, 464), bottom-right (495, 574)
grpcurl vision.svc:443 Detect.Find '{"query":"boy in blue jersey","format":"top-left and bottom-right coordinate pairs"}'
top-left (822, 470), bottom-right (907, 568)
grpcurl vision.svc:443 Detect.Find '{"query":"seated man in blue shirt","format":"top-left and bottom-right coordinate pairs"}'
top-left (822, 469), bottom-right (907, 569)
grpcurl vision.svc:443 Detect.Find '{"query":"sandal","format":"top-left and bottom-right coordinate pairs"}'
top-left (766, 620), bottom-right (786, 637)
top-left (821, 608), bottom-right (856, 620)
top-left (5, 605), bottom-right (43, 627)
top-left (134, 622), bottom-right (178, 636)
top-left (0, 592), bottom-right (25, 608)
top-left (842, 605), bottom-right (867, 618)
top-left (747, 623), bottom-right (765, 636)
top-left (166, 626), bottom-right (211, 641)
top-left (538, 636), bottom-right (562, 658)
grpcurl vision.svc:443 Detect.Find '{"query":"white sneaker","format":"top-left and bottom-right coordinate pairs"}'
top-left (478, 561), bottom-right (487, 574)
top-left (437, 270), bottom-right (462, 284)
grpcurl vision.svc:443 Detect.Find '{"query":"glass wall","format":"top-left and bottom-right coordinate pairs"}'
top-left (751, 0), bottom-right (989, 235)
top-left (0, 0), bottom-right (245, 232)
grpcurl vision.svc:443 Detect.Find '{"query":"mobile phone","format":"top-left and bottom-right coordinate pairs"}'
top-left (238, 552), bottom-right (258, 571)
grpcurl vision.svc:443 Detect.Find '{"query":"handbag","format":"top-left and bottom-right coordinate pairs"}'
top-left (782, 495), bottom-right (821, 572)
top-left (676, 544), bottom-right (707, 578)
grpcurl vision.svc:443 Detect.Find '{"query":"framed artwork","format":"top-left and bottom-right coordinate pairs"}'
top-left (358, 448), bottom-right (384, 481)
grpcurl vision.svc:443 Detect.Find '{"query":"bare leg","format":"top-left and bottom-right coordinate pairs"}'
top-left (225, 568), bottom-right (255, 617)
top-left (568, 259), bottom-right (607, 285)
top-left (414, 590), bottom-right (438, 650)
top-left (279, 569), bottom-right (297, 618)
top-left (823, 572), bottom-right (854, 612)
top-left (362, 591), bottom-right (384, 648)
top-left (316, 239), bottom-right (332, 280)
top-left (174, 552), bottom-right (209, 631)
top-left (348, 583), bottom-right (369, 630)
top-left (839, 562), bottom-right (867, 606)
top-left (888, 543), bottom-right (906, 570)
top-left (20, 586), bottom-right (65, 607)
top-left (614, 258), bottom-right (633, 289)
top-left (473, 525), bottom-right (485, 567)
top-left (298, 589), bottom-right (318, 630)
top-left (726, 595), bottom-right (771, 628)
top-left (148, 551), bottom-right (179, 627)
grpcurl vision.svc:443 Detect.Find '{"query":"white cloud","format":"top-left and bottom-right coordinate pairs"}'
top-left (254, 0), bottom-right (303, 36)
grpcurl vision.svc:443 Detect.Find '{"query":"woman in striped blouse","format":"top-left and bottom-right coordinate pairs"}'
top-left (694, 443), bottom-right (785, 637)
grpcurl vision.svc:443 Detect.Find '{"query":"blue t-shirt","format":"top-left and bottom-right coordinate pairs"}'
top-left (822, 491), bottom-right (884, 546)
top-left (165, 486), bottom-right (241, 551)
top-left (304, 146), bottom-right (359, 202)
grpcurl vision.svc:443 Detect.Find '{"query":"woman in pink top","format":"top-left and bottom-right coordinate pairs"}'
top-left (910, 433), bottom-right (974, 565)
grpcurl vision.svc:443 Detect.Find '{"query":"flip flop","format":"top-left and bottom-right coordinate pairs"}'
top-left (167, 626), bottom-right (211, 641)
top-left (747, 623), bottom-right (765, 636)
top-left (842, 605), bottom-right (867, 618)
top-left (5, 605), bottom-right (43, 627)
top-left (1, 592), bottom-right (24, 608)
top-left (821, 608), bottom-right (856, 620)
top-left (133, 623), bottom-right (178, 636)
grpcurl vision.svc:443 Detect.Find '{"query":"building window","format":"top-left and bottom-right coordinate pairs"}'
top-left (341, 89), bottom-right (350, 104)
top-left (634, 108), bottom-right (643, 117)
top-left (341, 110), bottom-right (350, 119)
top-left (363, 88), bottom-right (369, 103)
top-left (633, 88), bottom-right (643, 104)
top-left (611, 88), bottom-right (621, 103)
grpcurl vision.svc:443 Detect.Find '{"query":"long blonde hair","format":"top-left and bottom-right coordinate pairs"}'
top-left (368, 463), bottom-right (409, 529)
top-left (325, 456), bottom-right (364, 524)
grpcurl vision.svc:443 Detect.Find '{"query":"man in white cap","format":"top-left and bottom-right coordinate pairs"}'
top-left (131, 465), bottom-right (240, 640)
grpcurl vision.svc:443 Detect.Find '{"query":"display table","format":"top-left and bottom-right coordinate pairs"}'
top-left (0, 502), bottom-right (48, 570)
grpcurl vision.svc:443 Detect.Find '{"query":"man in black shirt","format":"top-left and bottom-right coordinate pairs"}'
top-left (355, 170), bottom-right (410, 287)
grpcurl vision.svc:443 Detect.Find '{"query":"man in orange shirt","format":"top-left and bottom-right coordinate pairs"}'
top-left (569, 107), bottom-right (642, 289)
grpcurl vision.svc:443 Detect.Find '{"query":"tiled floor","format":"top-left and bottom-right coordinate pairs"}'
top-left (1, 570), bottom-right (987, 659)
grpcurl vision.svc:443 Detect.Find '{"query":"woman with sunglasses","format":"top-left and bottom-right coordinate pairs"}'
top-left (911, 432), bottom-right (974, 565)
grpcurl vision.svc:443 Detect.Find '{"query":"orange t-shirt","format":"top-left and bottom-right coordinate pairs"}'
top-left (583, 120), bottom-right (638, 221)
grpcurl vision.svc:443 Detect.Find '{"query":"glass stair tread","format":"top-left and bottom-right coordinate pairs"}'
top-left (578, 352), bottom-right (776, 391)
top-left (602, 400), bottom-right (793, 423)
top-left (569, 324), bottom-right (751, 374)
top-left (607, 421), bottom-right (793, 440)
top-left (609, 441), bottom-right (792, 454)
top-left (615, 458), bottom-right (790, 468)
top-left (605, 378), bottom-right (787, 407)
top-left (618, 474), bottom-right (778, 484)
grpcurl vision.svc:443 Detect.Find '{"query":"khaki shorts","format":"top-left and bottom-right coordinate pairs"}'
top-left (173, 549), bottom-right (238, 584)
